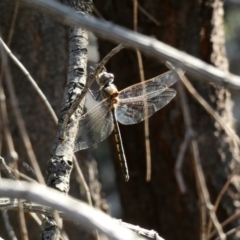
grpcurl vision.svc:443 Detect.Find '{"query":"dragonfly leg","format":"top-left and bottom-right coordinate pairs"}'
top-left (88, 88), bottom-right (101, 101)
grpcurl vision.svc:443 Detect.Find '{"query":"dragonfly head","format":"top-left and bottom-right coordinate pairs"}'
top-left (97, 72), bottom-right (114, 86)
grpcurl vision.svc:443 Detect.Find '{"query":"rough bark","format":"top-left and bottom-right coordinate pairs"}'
top-left (93, 0), bottom-right (239, 239)
top-left (43, 0), bottom-right (93, 238)
top-left (0, 1), bottom-right (67, 238)
top-left (0, 0), bottom-right (106, 239)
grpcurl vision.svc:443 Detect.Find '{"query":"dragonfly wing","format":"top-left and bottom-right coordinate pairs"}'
top-left (119, 70), bottom-right (178, 99)
top-left (57, 98), bottom-right (114, 154)
top-left (73, 99), bottom-right (114, 152)
top-left (116, 88), bottom-right (176, 125)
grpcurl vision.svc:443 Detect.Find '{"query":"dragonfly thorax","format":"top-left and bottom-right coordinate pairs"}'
top-left (98, 72), bottom-right (119, 99)
top-left (102, 82), bottom-right (119, 99)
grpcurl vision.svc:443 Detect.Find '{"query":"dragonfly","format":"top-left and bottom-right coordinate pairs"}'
top-left (57, 70), bottom-right (178, 181)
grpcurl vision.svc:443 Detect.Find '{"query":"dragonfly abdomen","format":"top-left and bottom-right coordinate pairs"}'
top-left (112, 109), bottom-right (129, 182)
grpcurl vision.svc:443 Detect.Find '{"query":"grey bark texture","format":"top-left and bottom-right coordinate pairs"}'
top-left (47, 0), bottom-right (92, 193)
top-left (0, 0), bottom-right (106, 240)
top-left (44, 0), bottom-right (93, 239)
top-left (0, 1), bottom-right (67, 238)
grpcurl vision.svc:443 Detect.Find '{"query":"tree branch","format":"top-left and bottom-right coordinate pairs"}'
top-left (43, 0), bottom-right (93, 239)
top-left (18, 0), bottom-right (240, 91)
top-left (0, 180), bottom-right (146, 240)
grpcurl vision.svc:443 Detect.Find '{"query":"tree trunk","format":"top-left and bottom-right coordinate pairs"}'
top-left (1, 0), bottom-right (239, 240)
top-left (0, 1), bottom-right (106, 239)
top-left (94, 0), bottom-right (239, 239)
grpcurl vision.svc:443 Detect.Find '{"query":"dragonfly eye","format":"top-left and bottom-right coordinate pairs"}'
top-left (98, 72), bottom-right (114, 86)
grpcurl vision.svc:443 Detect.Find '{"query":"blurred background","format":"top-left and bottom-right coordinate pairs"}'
top-left (225, 1), bottom-right (240, 135)
top-left (1, 0), bottom-right (240, 239)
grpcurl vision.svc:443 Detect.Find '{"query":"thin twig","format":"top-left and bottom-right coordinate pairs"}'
top-left (133, 0), bottom-right (138, 31)
top-left (191, 140), bottom-right (226, 240)
top-left (73, 156), bottom-right (92, 206)
top-left (18, 201), bottom-right (29, 240)
top-left (214, 167), bottom-right (240, 212)
top-left (0, 156), bottom-right (43, 228)
top-left (13, 169), bottom-right (37, 182)
top-left (137, 50), bottom-right (152, 182)
top-left (0, 1), bottom-right (19, 175)
top-left (0, 157), bottom-right (16, 180)
top-left (174, 68), bottom-right (226, 239)
top-left (18, 0), bottom-right (240, 91)
top-left (137, 3), bottom-right (161, 26)
top-left (7, 1), bottom-right (19, 46)
top-left (0, 37), bottom-right (58, 125)
top-left (174, 81), bottom-right (196, 193)
top-left (176, 66), bottom-right (239, 239)
top-left (0, 87), bottom-right (18, 163)
top-left (0, 40), bottom-right (45, 185)
top-left (196, 161), bottom-right (208, 240)
top-left (60, 43), bottom-right (124, 140)
top-left (133, 0), bottom-right (152, 181)
top-left (206, 165), bottom-right (240, 237)
top-left (2, 210), bottom-right (18, 240)
top-left (175, 78), bottom-right (208, 239)
top-left (214, 225), bottom-right (240, 240)
top-left (0, 179), bottom-right (146, 240)
top-left (179, 71), bottom-right (240, 148)
top-left (208, 211), bottom-right (240, 239)
top-left (93, 6), bottom-right (105, 20)
top-left (1, 153), bottom-right (41, 183)
top-left (170, 66), bottom-right (225, 239)
top-left (174, 129), bottom-right (191, 193)
top-left (116, 220), bottom-right (165, 240)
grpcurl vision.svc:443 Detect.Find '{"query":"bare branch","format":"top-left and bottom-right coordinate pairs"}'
top-left (18, 201), bottom-right (29, 240)
top-left (174, 81), bottom-right (196, 193)
top-left (0, 40), bottom-right (45, 185)
top-left (72, 156), bottom-right (92, 206)
top-left (179, 71), bottom-right (240, 148)
top-left (172, 69), bottom-right (226, 239)
top-left (1, 210), bottom-right (18, 240)
top-left (0, 37), bottom-right (58, 125)
top-left (0, 157), bottom-right (16, 180)
top-left (214, 225), bottom-right (240, 240)
top-left (137, 3), bottom-right (160, 26)
top-left (18, 0), bottom-right (240, 91)
top-left (45, 0), bottom-right (94, 238)
top-left (174, 130), bottom-right (191, 193)
top-left (117, 220), bottom-right (165, 240)
top-left (0, 179), bottom-right (146, 240)
top-left (6, 0), bottom-right (19, 46)
top-left (191, 140), bottom-right (226, 240)
top-left (132, 0), bottom-right (151, 181)
top-left (206, 165), bottom-right (240, 236)
top-left (0, 199), bottom-right (164, 240)
top-left (208, 210), bottom-right (240, 239)
top-left (0, 84), bottom-right (18, 163)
